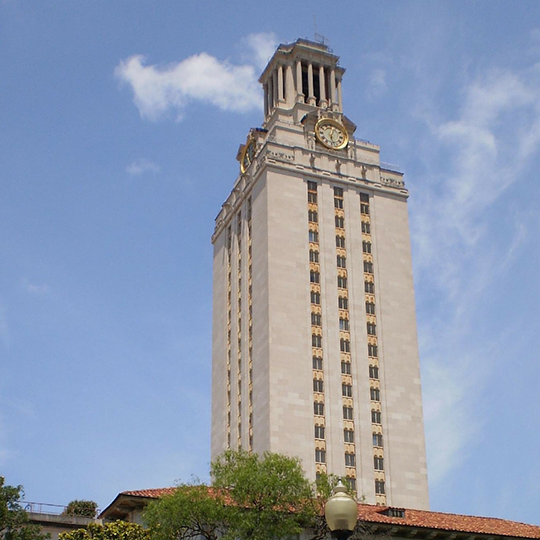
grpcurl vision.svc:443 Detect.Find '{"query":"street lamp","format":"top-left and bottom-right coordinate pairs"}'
top-left (324, 480), bottom-right (358, 540)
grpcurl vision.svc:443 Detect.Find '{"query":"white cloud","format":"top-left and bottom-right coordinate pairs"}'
top-left (22, 279), bottom-right (49, 294)
top-left (115, 36), bottom-right (269, 121)
top-left (367, 68), bottom-right (387, 98)
top-left (411, 59), bottom-right (540, 484)
top-left (126, 158), bottom-right (161, 176)
top-left (241, 32), bottom-right (278, 71)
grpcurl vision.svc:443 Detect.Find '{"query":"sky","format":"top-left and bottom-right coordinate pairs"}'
top-left (1, 0), bottom-right (540, 527)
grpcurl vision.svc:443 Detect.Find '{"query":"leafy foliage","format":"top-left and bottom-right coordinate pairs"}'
top-left (0, 477), bottom-right (49, 540)
top-left (62, 501), bottom-right (98, 518)
top-left (144, 484), bottom-right (228, 540)
top-left (59, 521), bottom-right (149, 540)
top-left (211, 450), bottom-right (315, 540)
top-left (143, 450), bottom-right (318, 540)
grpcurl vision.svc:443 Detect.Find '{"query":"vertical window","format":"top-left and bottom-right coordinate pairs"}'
top-left (347, 477), bottom-right (357, 491)
top-left (335, 216), bottom-right (345, 228)
top-left (309, 249), bottom-right (319, 262)
top-left (341, 361), bottom-right (351, 374)
top-left (308, 181), bottom-right (318, 191)
top-left (367, 322), bottom-right (376, 335)
top-left (340, 339), bottom-right (351, 352)
top-left (345, 453), bottom-right (356, 467)
top-left (365, 281), bottom-right (375, 293)
top-left (338, 296), bottom-right (349, 309)
top-left (311, 312), bottom-right (322, 326)
top-left (370, 387), bottom-right (380, 401)
top-left (314, 402), bottom-right (324, 415)
top-left (308, 210), bottom-right (318, 223)
top-left (368, 344), bottom-right (378, 357)
top-left (309, 230), bottom-right (319, 243)
top-left (344, 429), bottom-right (354, 443)
top-left (373, 433), bottom-right (383, 447)
top-left (312, 335), bottom-right (322, 348)
top-left (313, 356), bottom-right (323, 370)
top-left (334, 187), bottom-right (344, 197)
top-left (371, 410), bottom-right (382, 424)
top-left (362, 241), bottom-right (372, 253)
top-left (343, 406), bottom-right (353, 419)
top-left (310, 270), bottom-right (320, 283)
top-left (313, 379), bottom-right (324, 392)
top-left (339, 318), bottom-right (349, 331)
top-left (364, 261), bottom-right (374, 273)
top-left (336, 235), bottom-right (346, 248)
top-left (334, 197), bottom-right (344, 209)
top-left (374, 456), bottom-right (384, 470)
top-left (361, 221), bottom-right (371, 234)
top-left (369, 365), bottom-right (379, 378)
top-left (337, 276), bottom-right (348, 289)
top-left (308, 191), bottom-right (318, 203)
top-left (315, 449), bottom-right (326, 463)
top-left (314, 425), bottom-right (325, 439)
top-left (311, 291), bottom-right (321, 304)
top-left (337, 255), bottom-right (347, 268)
top-left (375, 480), bottom-right (385, 494)
top-left (342, 384), bottom-right (352, 397)
top-left (366, 302), bottom-right (376, 314)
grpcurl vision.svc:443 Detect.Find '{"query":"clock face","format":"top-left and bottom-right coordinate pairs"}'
top-left (240, 138), bottom-right (257, 173)
top-left (315, 118), bottom-right (349, 150)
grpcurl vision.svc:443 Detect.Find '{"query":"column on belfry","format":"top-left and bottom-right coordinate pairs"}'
top-left (307, 62), bottom-right (316, 105)
top-left (319, 65), bottom-right (327, 108)
top-left (296, 60), bottom-right (304, 103)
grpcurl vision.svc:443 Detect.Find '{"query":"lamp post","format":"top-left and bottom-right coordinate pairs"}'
top-left (324, 480), bottom-right (358, 540)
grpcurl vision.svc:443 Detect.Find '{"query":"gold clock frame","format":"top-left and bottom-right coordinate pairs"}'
top-left (240, 138), bottom-right (257, 174)
top-left (314, 117), bottom-right (349, 150)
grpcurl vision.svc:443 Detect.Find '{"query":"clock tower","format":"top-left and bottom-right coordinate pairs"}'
top-left (211, 39), bottom-right (429, 509)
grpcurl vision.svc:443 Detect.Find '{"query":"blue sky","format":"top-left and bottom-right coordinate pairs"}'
top-left (2, 0), bottom-right (540, 526)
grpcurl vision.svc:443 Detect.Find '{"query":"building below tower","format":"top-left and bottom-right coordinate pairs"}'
top-left (211, 39), bottom-right (429, 509)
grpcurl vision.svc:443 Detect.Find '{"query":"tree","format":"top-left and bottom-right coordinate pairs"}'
top-left (0, 477), bottom-right (49, 540)
top-left (143, 450), bottom-right (317, 540)
top-left (59, 522), bottom-right (148, 540)
top-left (62, 501), bottom-right (98, 518)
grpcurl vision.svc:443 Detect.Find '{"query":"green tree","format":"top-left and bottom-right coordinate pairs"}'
top-left (0, 477), bottom-right (49, 540)
top-left (59, 522), bottom-right (149, 540)
top-left (62, 501), bottom-right (98, 518)
top-left (144, 450), bottom-right (317, 540)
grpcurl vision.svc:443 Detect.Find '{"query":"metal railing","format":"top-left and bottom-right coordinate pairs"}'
top-left (22, 501), bottom-right (68, 515)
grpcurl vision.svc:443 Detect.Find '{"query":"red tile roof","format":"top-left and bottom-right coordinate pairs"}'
top-left (116, 488), bottom-right (540, 539)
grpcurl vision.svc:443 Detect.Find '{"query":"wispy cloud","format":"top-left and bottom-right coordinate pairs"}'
top-left (126, 158), bottom-right (161, 176)
top-left (115, 33), bottom-right (275, 121)
top-left (22, 279), bottom-right (49, 294)
top-left (411, 58), bottom-right (540, 483)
